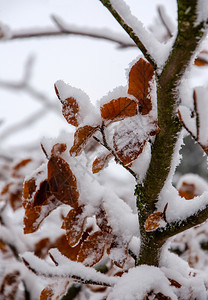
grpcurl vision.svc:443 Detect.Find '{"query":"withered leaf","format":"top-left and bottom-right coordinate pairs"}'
top-left (77, 231), bottom-right (109, 266)
top-left (96, 208), bottom-right (112, 234)
top-left (62, 205), bottom-right (86, 247)
top-left (40, 280), bottom-right (69, 300)
top-left (113, 131), bottom-right (146, 166)
top-left (12, 158), bottom-right (32, 177)
top-left (107, 240), bottom-right (128, 268)
top-left (144, 212), bottom-right (164, 232)
top-left (70, 125), bottom-right (99, 156)
top-left (24, 196), bottom-right (60, 234)
top-left (54, 233), bottom-right (88, 261)
top-left (51, 143), bottom-right (67, 156)
top-left (100, 97), bottom-right (137, 123)
top-left (1, 182), bottom-right (23, 211)
top-left (48, 156), bottom-right (79, 207)
top-left (22, 178), bottom-right (36, 207)
top-left (34, 238), bottom-right (51, 258)
top-left (128, 58), bottom-right (154, 115)
top-left (92, 152), bottom-right (113, 174)
top-left (194, 51), bottom-right (208, 67)
top-left (54, 83), bottom-right (79, 127)
top-left (178, 181), bottom-right (197, 200)
top-left (0, 271), bottom-right (20, 300)
top-left (169, 278), bottom-right (182, 288)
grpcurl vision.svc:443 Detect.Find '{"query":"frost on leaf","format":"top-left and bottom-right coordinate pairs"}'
top-left (40, 280), bottom-right (69, 300)
top-left (70, 125), bottom-right (99, 156)
top-left (178, 182), bottom-right (197, 200)
top-left (55, 83), bottom-right (79, 127)
top-left (92, 152), bottom-right (113, 174)
top-left (100, 97), bottom-right (137, 124)
top-left (128, 58), bottom-right (154, 115)
top-left (77, 231), bottom-right (109, 266)
top-left (62, 205), bottom-right (86, 247)
top-left (48, 156), bottom-right (79, 208)
top-left (144, 212), bottom-right (164, 232)
top-left (194, 50), bottom-right (208, 67)
top-left (24, 196), bottom-right (60, 234)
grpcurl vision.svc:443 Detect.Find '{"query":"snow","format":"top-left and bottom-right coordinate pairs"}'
top-left (108, 265), bottom-right (177, 300)
top-left (22, 249), bottom-right (118, 286)
top-left (110, 0), bottom-right (174, 69)
top-left (196, 0), bottom-right (208, 26)
top-left (55, 80), bottom-right (100, 126)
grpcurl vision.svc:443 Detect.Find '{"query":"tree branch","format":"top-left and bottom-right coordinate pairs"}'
top-left (99, 0), bottom-right (157, 69)
top-left (22, 252), bottom-right (117, 288)
top-left (137, 0), bottom-right (207, 216)
top-left (3, 16), bottom-right (135, 49)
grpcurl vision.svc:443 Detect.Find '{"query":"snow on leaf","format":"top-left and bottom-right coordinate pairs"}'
top-left (0, 271), bottom-right (20, 300)
top-left (62, 205), bottom-right (86, 247)
top-left (55, 83), bottom-right (79, 127)
top-left (113, 130), bottom-right (146, 166)
top-left (92, 152), bottom-right (113, 174)
top-left (40, 280), bottom-right (69, 300)
top-left (51, 143), bottom-right (67, 156)
top-left (178, 182), bottom-right (197, 200)
top-left (96, 208), bottom-right (112, 234)
top-left (128, 58), bottom-right (154, 115)
top-left (77, 231), bottom-right (110, 266)
top-left (144, 212), bottom-right (164, 232)
top-left (24, 196), bottom-right (60, 234)
top-left (70, 125), bottom-right (99, 156)
top-left (48, 156), bottom-right (79, 207)
top-left (107, 240), bottom-right (128, 268)
top-left (100, 97), bottom-right (137, 123)
top-left (54, 233), bottom-right (89, 262)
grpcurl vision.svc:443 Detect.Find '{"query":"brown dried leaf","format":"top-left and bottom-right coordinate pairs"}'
top-left (169, 278), bottom-right (182, 288)
top-left (92, 152), bottom-right (113, 174)
top-left (55, 83), bottom-right (79, 127)
top-left (51, 143), bottom-right (67, 156)
top-left (48, 156), bottom-right (79, 207)
top-left (107, 240), bottom-right (128, 268)
top-left (178, 182), bottom-right (197, 200)
top-left (62, 205), bottom-right (86, 247)
top-left (70, 125), bottom-right (99, 156)
top-left (96, 208), bottom-right (112, 234)
top-left (12, 158), bottom-right (32, 177)
top-left (77, 231), bottom-right (109, 266)
top-left (40, 280), bottom-right (69, 300)
top-left (144, 212), bottom-right (164, 232)
top-left (113, 131), bottom-right (146, 166)
top-left (34, 238), bottom-right (51, 258)
top-left (24, 196), bottom-right (60, 234)
top-left (1, 181), bottom-right (23, 211)
top-left (194, 51), bottom-right (208, 67)
top-left (22, 178), bottom-right (37, 206)
top-left (0, 271), bottom-right (20, 300)
top-left (128, 58), bottom-right (154, 115)
top-left (100, 97), bottom-right (137, 123)
top-left (54, 233), bottom-right (88, 261)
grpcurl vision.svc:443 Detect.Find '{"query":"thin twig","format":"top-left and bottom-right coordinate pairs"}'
top-left (193, 90), bottom-right (199, 140)
top-left (6, 19), bottom-right (136, 49)
top-left (99, 0), bottom-right (157, 69)
top-left (157, 5), bottom-right (174, 39)
top-left (22, 257), bottom-right (115, 287)
top-left (93, 127), bottom-right (137, 179)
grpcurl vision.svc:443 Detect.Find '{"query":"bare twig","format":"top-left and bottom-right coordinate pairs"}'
top-left (157, 5), bottom-right (174, 39)
top-left (93, 125), bottom-right (137, 179)
top-left (4, 16), bottom-right (136, 49)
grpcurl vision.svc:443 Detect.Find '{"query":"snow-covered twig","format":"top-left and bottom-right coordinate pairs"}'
top-left (22, 250), bottom-right (117, 287)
